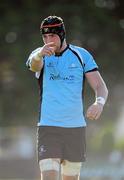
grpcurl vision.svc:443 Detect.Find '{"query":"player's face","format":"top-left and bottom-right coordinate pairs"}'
top-left (42, 33), bottom-right (61, 52)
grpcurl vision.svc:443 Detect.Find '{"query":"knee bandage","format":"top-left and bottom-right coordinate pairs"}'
top-left (39, 158), bottom-right (60, 172)
top-left (61, 160), bottom-right (82, 176)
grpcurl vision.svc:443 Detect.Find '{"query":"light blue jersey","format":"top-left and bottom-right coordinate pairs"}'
top-left (27, 44), bottom-right (98, 127)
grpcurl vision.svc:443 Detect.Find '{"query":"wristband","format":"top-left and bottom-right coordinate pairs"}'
top-left (96, 97), bottom-right (105, 105)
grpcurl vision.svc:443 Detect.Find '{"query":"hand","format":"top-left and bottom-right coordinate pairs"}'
top-left (40, 42), bottom-right (56, 57)
top-left (86, 103), bottom-right (104, 120)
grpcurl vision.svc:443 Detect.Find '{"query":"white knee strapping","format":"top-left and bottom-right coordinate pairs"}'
top-left (61, 160), bottom-right (82, 176)
top-left (39, 158), bottom-right (60, 172)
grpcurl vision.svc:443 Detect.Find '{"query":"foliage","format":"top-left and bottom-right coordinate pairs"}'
top-left (0, 0), bottom-right (124, 126)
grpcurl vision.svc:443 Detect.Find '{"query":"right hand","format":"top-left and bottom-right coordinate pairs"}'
top-left (86, 103), bottom-right (104, 120)
top-left (40, 42), bottom-right (56, 57)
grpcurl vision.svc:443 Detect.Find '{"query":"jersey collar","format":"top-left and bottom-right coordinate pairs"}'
top-left (55, 44), bottom-right (69, 57)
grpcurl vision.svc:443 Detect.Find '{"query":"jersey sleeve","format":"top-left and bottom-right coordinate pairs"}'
top-left (82, 49), bottom-right (98, 73)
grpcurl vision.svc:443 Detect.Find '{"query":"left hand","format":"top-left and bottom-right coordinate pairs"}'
top-left (86, 103), bottom-right (104, 120)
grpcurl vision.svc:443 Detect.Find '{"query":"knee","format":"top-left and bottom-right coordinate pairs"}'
top-left (39, 158), bottom-right (60, 173)
top-left (61, 160), bottom-right (82, 176)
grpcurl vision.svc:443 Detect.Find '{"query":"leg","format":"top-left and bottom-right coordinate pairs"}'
top-left (39, 158), bottom-right (61, 180)
top-left (61, 160), bottom-right (82, 180)
top-left (62, 175), bottom-right (79, 180)
top-left (41, 170), bottom-right (59, 180)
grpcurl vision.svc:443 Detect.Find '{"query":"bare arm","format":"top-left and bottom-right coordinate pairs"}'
top-left (85, 70), bottom-right (108, 120)
top-left (29, 42), bottom-right (55, 72)
top-left (30, 53), bottom-right (44, 72)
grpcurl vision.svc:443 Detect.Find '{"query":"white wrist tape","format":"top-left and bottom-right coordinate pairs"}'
top-left (96, 97), bottom-right (105, 105)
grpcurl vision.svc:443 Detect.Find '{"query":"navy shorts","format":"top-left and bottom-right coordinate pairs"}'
top-left (37, 126), bottom-right (86, 162)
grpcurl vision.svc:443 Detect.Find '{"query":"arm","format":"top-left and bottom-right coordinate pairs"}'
top-left (30, 52), bottom-right (44, 72)
top-left (85, 70), bottom-right (108, 120)
top-left (29, 42), bottom-right (55, 72)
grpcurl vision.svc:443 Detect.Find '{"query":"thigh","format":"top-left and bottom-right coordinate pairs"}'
top-left (39, 158), bottom-right (60, 180)
top-left (62, 127), bottom-right (86, 162)
top-left (37, 126), bottom-right (63, 162)
top-left (39, 158), bottom-right (61, 172)
top-left (61, 160), bottom-right (82, 176)
top-left (37, 126), bottom-right (86, 162)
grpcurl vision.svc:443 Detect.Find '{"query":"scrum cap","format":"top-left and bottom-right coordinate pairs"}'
top-left (40, 16), bottom-right (66, 46)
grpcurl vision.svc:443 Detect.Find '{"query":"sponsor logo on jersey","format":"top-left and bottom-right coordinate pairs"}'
top-left (49, 73), bottom-right (74, 81)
